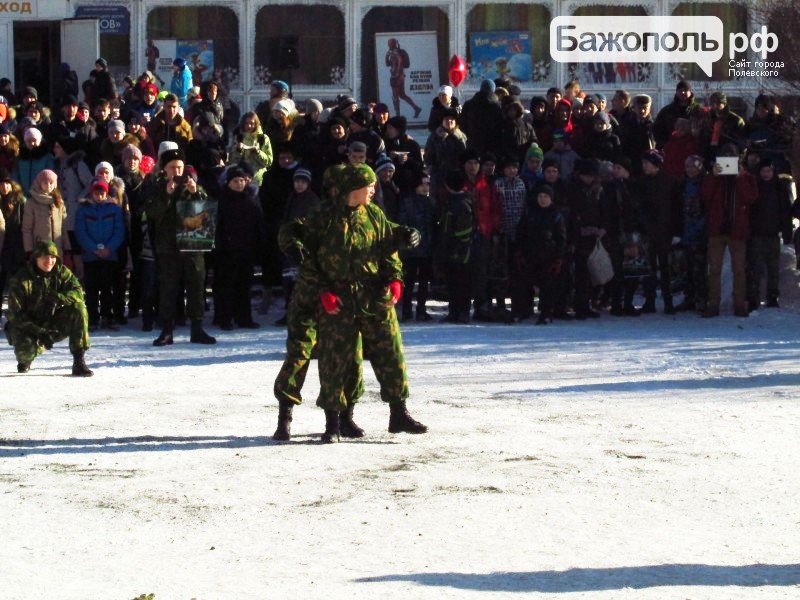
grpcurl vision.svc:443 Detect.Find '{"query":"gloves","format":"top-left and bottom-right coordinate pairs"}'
top-left (320, 290), bottom-right (342, 315)
top-left (404, 227), bottom-right (421, 249)
top-left (285, 244), bottom-right (308, 265)
top-left (671, 236), bottom-right (681, 246)
top-left (42, 295), bottom-right (60, 318)
top-left (387, 280), bottom-right (403, 305)
top-left (549, 259), bottom-right (563, 275)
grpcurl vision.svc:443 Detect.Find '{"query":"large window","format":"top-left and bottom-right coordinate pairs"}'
top-left (254, 5), bottom-right (345, 86)
top-left (361, 7), bottom-right (449, 103)
top-left (146, 6), bottom-right (240, 88)
top-left (466, 4), bottom-right (552, 85)
top-left (567, 5), bottom-right (652, 86)
top-left (672, 3), bottom-right (748, 81)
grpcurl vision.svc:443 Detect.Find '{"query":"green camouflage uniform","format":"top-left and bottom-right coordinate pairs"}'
top-left (5, 241), bottom-right (90, 365)
top-left (274, 164), bottom-right (364, 406)
top-left (142, 174), bottom-right (209, 322)
top-left (300, 164), bottom-right (409, 411)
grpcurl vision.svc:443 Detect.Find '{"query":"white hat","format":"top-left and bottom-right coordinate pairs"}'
top-left (438, 85), bottom-right (454, 96)
top-left (157, 140), bottom-right (179, 158)
top-left (273, 99), bottom-right (296, 118)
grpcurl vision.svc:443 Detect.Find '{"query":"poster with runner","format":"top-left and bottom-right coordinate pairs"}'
top-left (375, 31), bottom-right (439, 125)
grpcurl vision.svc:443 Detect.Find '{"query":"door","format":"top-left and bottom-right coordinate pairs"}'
top-left (60, 18), bottom-right (100, 98)
top-left (0, 23), bottom-right (12, 92)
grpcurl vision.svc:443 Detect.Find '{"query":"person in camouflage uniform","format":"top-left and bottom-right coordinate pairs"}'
top-left (143, 148), bottom-right (216, 346)
top-left (273, 164), bottom-right (422, 441)
top-left (5, 240), bottom-right (93, 376)
top-left (299, 163), bottom-right (427, 442)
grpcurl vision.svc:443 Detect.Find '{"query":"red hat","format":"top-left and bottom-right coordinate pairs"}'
top-left (91, 179), bottom-right (109, 193)
top-left (145, 83), bottom-right (158, 96)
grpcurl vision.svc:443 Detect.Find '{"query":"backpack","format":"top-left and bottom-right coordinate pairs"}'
top-left (399, 48), bottom-right (410, 69)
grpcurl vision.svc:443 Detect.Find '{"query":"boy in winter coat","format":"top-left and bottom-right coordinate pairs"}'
top-left (74, 179), bottom-right (125, 330)
top-left (439, 169), bottom-right (473, 323)
top-left (676, 155), bottom-right (708, 312)
top-left (514, 184), bottom-right (567, 323)
top-left (397, 170), bottom-right (436, 321)
top-left (6, 240), bottom-right (92, 376)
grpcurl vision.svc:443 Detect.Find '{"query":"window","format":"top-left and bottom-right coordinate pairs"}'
top-left (568, 5), bottom-right (652, 86)
top-left (146, 6), bottom-right (240, 88)
top-left (466, 4), bottom-right (552, 85)
top-left (671, 3), bottom-right (748, 81)
top-left (254, 5), bottom-right (345, 86)
top-left (361, 6), bottom-right (449, 103)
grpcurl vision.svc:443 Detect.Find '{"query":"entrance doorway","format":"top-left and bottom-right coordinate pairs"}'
top-left (13, 21), bottom-right (60, 106)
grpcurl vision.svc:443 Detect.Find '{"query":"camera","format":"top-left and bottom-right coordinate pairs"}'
top-left (172, 175), bottom-right (188, 186)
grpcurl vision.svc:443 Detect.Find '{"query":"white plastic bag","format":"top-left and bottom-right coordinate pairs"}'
top-left (588, 239), bottom-right (614, 286)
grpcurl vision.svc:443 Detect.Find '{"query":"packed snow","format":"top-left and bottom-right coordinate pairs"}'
top-left (2, 253), bottom-right (800, 599)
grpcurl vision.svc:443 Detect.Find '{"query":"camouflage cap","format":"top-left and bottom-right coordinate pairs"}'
top-left (338, 163), bottom-right (377, 196)
top-left (32, 240), bottom-right (59, 259)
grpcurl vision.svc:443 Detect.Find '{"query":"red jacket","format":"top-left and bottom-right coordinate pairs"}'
top-left (465, 174), bottom-right (502, 239)
top-left (701, 171), bottom-right (757, 240)
top-left (662, 131), bottom-right (697, 180)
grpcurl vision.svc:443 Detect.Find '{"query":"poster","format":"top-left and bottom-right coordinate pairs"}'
top-left (375, 31), bottom-right (439, 125)
top-left (74, 6), bottom-right (130, 35)
top-left (150, 39), bottom-right (215, 89)
top-left (469, 31), bottom-right (532, 83)
top-left (176, 195), bottom-right (217, 252)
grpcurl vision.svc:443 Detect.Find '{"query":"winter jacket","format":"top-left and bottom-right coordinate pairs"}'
top-left (171, 66), bottom-right (194, 109)
top-left (99, 134), bottom-right (141, 166)
top-left (397, 193), bottom-right (437, 259)
top-left (583, 129), bottom-right (622, 163)
top-left (566, 179), bottom-right (609, 253)
top-left (47, 118), bottom-right (97, 153)
top-left (439, 191), bottom-right (473, 264)
top-left (701, 171), bottom-right (758, 240)
top-left (348, 128), bottom-right (385, 166)
top-left (460, 91), bottom-right (503, 155)
top-left (751, 176), bottom-right (793, 241)
top-left (74, 198), bottom-right (125, 262)
top-left (56, 150), bottom-right (93, 231)
top-left (466, 174), bottom-right (501, 240)
top-left (619, 113), bottom-right (655, 173)
top-left (427, 96), bottom-right (461, 133)
top-left (1, 184), bottom-right (26, 272)
top-left (680, 175), bottom-right (707, 247)
top-left (424, 127), bottom-right (467, 178)
top-left (543, 146), bottom-right (580, 182)
top-left (148, 113), bottom-right (193, 151)
top-left (653, 95), bottom-right (702, 147)
top-left (228, 129), bottom-right (273, 186)
top-left (0, 136), bottom-right (19, 173)
top-left (494, 176), bottom-right (526, 240)
top-left (500, 102), bottom-right (537, 165)
top-left (119, 169), bottom-right (146, 258)
top-left (375, 179), bottom-right (401, 221)
top-left (662, 132), bottom-right (698, 180)
top-left (516, 202), bottom-right (567, 267)
top-left (91, 70), bottom-right (118, 102)
top-left (22, 190), bottom-right (69, 255)
top-left (636, 170), bottom-right (683, 252)
top-left (13, 146), bottom-right (56, 193)
top-left (216, 185), bottom-right (267, 256)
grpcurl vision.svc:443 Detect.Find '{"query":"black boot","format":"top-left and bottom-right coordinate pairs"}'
top-left (321, 410), bottom-right (340, 443)
top-left (273, 400), bottom-right (294, 441)
top-left (153, 320), bottom-right (174, 346)
top-left (190, 320), bottom-right (216, 344)
top-left (340, 404), bottom-right (365, 438)
top-left (17, 362), bottom-right (30, 373)
top-left (71, 349), bottom-right (94, 377)
top-left (388, 401), bottom-right (427, 434)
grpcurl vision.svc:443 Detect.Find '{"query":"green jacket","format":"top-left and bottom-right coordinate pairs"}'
top-left (300, 202), bottom-right (403, 314)
top-left (142, 174), bottom-right (209, 255)
top-left (7, 260), bottom-right (84, 337)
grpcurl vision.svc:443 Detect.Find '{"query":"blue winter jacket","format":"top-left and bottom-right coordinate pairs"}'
top-left (171, 67), bottom-right (194, 109)
top-left (74, 199), bottom-right (125, 262)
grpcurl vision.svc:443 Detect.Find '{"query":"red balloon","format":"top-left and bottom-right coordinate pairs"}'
top-left (448, 54), bottom-right (467, 88)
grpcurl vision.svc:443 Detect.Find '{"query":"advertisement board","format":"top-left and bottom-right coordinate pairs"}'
top-left (469, 31), bottom-right (532, 83)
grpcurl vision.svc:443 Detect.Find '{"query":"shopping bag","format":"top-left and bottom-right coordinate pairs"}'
top-left (587, 239), bottom-right (614, 286)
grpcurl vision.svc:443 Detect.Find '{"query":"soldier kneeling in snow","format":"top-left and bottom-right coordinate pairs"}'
top-left (5, 241), bottom-right (93, 376)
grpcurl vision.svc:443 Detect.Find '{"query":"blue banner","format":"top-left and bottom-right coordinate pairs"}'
top-left (74, 6), bottom-right (130, 36)
top-left (469, 31), bottom-right (532, 83)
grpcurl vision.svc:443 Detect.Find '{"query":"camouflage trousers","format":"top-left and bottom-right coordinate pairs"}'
top-left (273, 278), bottom-right (364, 406)
top-left (316, 301), bottom-right (409, 411)
top-left (6, 303), bottom-right (90, 364)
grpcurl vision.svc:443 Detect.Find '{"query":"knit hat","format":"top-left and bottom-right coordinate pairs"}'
top-left (684, 154), bottom-right (704, 172)
top-left (23, 127), bottom-right (43, 144)
top-left (158, 140), bottom-right (180, 159)
top-left (91, 178), bottom-right (109, 194)
top-left (337, 96), bottom-right (357, 111)
top-left (350, 108), bottom-right (370, 127)
top-left (145, 83), bottom-right (158, 96)
top-left (348, 141), bottom-right (367, 154)
top-left (525, 144), bottom-right (544, 161)
top-left (21, 86), bottom-right (38, 100)
top-left (338, 163), bottom-right (377, 195)
top-left (374, 103), bottom-right (390, 115)
top-left (541, 158), bottom-right (559, 172)
top-left (273, 99), bottom-right (295, 118)
top-left (0, 167), bottom-right (11, 183)
top-left (95, 162), bottom-right (114, 178)
top-left (598, 160), bottom-right (614, 180)
top-left (530, 96), bottom-right (547, 110)
top-left (552, 128), bottom-right (567, 141)
top-left (440, 107), bottom-right (459, 122)
top-left (95, 58), bottom-right (108, 69)
top-left (444, 169), bottom-right (466, 192)
top-left (236, 160), bottom-right (256, 178)
top-left (583, 96), bottom-right (597, 107)
top-left (122, 144), bottom-right (142, 162)
top-left (32, 240), bottom-right (59, 259)
top-left (438, 85), bottom-right (454, 96)
top-left (593, 111), bottom-right (611, 125)
top-left (293, 167), bottom-right (312, 182)
top-left (271, 80), bottom-right (290, 94)
top-left (676, 79), bottom-right (692, 92)
top-left (226, 167), bottom-right (248, 183)
top-left (55, 136), bottom-right (81, 155)
top-left (386, 115), bottom-right (407, 133)
top-left (480, 79), bottom-right (496, 94)
top-left (614, 156), bottom-right (633, 174)
top-left (375, 153), bottom-right (395, 174)
top-left (61, 94), bottom-right (79, 107)
top-left (594, 93), bottom-right (607, 104)
top-left (108, 119), bottom-right (126, 135)
top-left (34, 169), bottom-right (58, 188)
top-left (481, 152), bottom-right (497, 165)
top-left (498, 155), bottom-right (520, 169)
top-left (173, 58), bottom-right (186, 69)
top-left (641, 149), bottom-right (664, 168)
top-left (709, 91), bottom-right (727, 106)
top-left (461, 148), bottom-right (482, 164)
top-left (534, 184), bottom-right (554, 200)
top-left (574, 158), bottom-right (599, 176)
top-left (305, 99), bottom-right (323, 115)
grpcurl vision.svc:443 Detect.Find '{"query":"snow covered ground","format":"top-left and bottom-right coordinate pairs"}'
top-left (3, 255), bottom-right (800, 599)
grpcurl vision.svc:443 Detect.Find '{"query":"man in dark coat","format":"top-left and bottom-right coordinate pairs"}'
top-left (653, 80), bottom-right (702, 148)
top-left (460, 79), bottom-right (503, 156)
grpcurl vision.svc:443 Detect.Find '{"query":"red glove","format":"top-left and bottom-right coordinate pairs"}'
top-left (549, 259), bottom-right (563, 275)
top-left (320, 290), bottom-right (342, 314)
top-left (388, 280), bottom-right (403, 305)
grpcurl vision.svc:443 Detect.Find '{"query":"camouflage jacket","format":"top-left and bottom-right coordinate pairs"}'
top-left (142, 174), bottom-right (208, 255)
top-left (299, 202), bottom-right (403, 314)
top-left (7, 261), bottom-right (84, 336)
